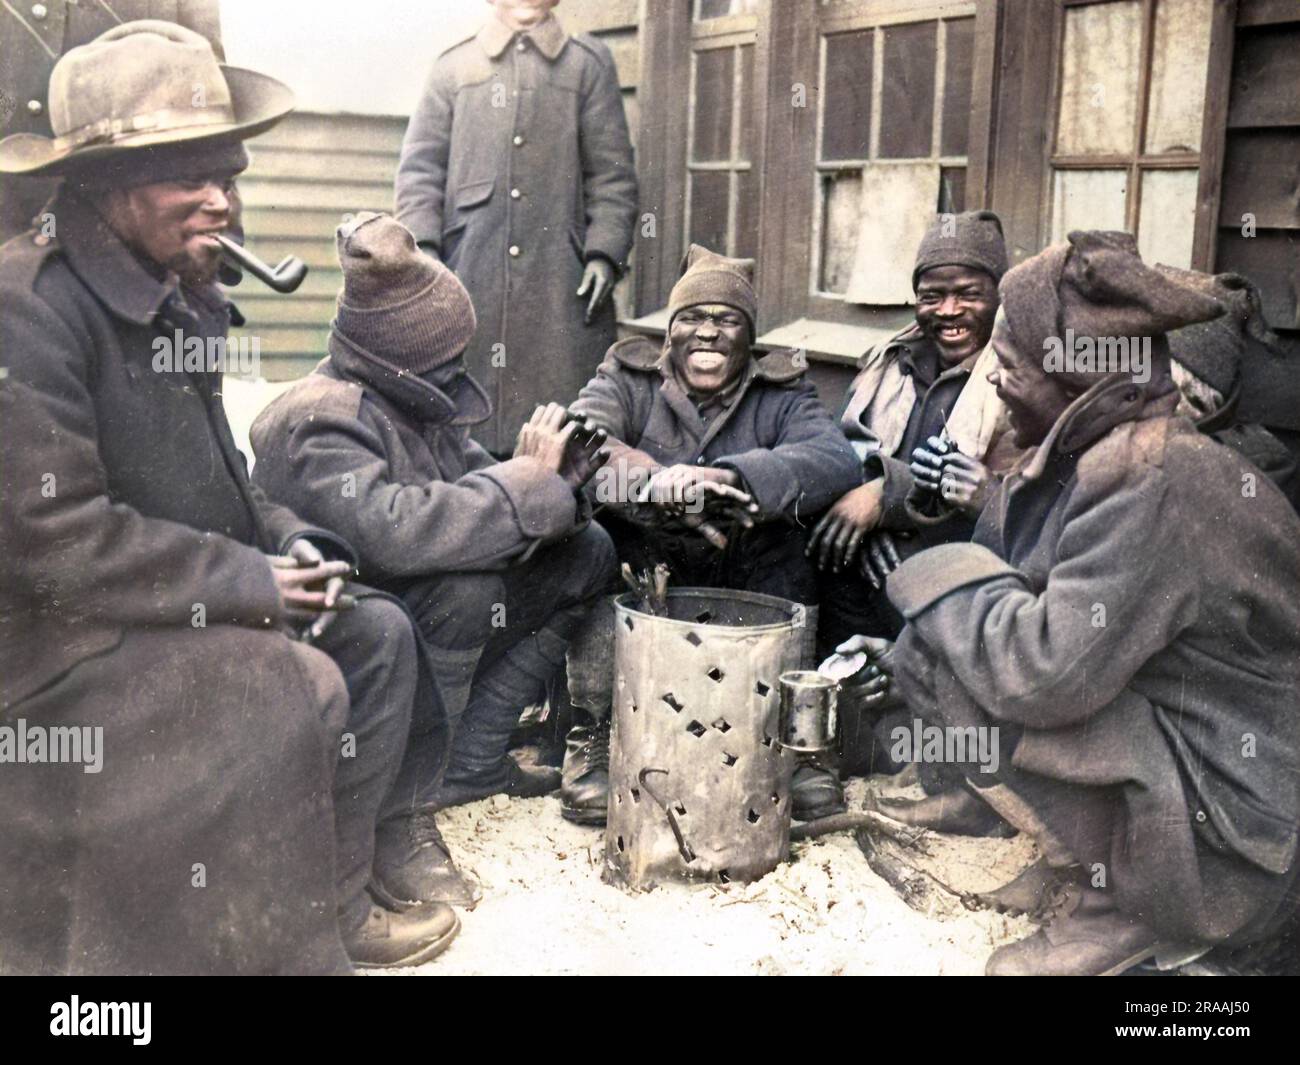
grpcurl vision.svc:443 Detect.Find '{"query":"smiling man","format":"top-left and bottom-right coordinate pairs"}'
top-left (0, 23), bottom-right (459, 972)
top-left (809, 211), bottom-right (1020, 794)
top-left (874, 231), bottom-right (1300, 975)
top-left (560, 245), bottom-right (861, 824)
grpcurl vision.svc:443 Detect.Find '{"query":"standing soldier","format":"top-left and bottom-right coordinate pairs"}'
top-left (396, 0), bottom-right (638, 454)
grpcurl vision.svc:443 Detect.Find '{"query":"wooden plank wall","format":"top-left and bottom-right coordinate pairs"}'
top-left (233, 0), bottom-right (642, 381)
top-left (1215, 0), bottom-right (1299, 355)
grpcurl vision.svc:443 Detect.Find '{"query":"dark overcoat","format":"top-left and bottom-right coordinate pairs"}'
top-left (395, 14), bottom-right (638, 452)
top-left (888, 376), bottom-right (1300, 945)
top-left (568, 336), bottom-right (863, 525)
top-left (0, 189), bottom-right (352, 974)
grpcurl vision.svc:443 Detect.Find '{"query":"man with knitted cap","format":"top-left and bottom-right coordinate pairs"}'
top-left (841, 230), bottom-right (1300, 975)
top-left (0, 22), bottom-right (460, 972)
top-left (561, 243), bottom-right (860, 825)
top-left (809, 211), bottom-right (1020, 817)
top-left (252, 213), bottom-right (619, 863)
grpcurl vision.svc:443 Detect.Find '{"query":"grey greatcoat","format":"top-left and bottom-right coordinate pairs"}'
top-left (888, 376), bottom-right (1300, 946)
top-left (395, 14), bottom-right (638, 453)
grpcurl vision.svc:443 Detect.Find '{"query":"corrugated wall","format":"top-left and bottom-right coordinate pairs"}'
top-left (233, 0), bottom-right (642, 381)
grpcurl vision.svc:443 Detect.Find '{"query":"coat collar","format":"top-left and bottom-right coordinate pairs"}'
top-left (1019, 373), bottom-right (1180, 481)
top-left (54, 189), bottom-right (186, 326)
top-left (328, 329), bottom-right (492, 428)
top-left (478, 13), bottom-right (568, 61)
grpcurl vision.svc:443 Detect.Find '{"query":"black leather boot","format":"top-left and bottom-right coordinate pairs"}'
top-left (371, 806), bottom-right (482, 910)
top-left (435, 643), bottom-right (563, 808)
top-left (435, 756), bottom-right (560, 809)
top-left (344, 900), bottom-right (460, 969)
top-left (791, 752), bottom-right (847, 822)
top-left (560, 715), bottom-right (610, 825)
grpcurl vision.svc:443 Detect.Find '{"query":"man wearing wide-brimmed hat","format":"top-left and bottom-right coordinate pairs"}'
top-left (0, 0), bottom-right (226, 244)
top-left (0, 22), bottom-right (459, 973)
top-left (844, 231), bottom-right (1300, 975)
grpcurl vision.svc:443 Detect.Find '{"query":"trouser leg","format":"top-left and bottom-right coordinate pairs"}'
top-left (313, 595), bottom-right (418, 934)
top-left (449, 524), bottom-right (618, 779)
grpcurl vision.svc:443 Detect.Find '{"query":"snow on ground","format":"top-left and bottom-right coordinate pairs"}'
top-left (377, 777), bottom-right (1038, 977)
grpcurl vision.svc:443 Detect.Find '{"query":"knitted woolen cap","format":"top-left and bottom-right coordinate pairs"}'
top-left (667, 243), bottom-right (758, 338)
top-left (912, 210), bottom-right (1010, 290)
top-left (333, 212), bottom-right (476, 373)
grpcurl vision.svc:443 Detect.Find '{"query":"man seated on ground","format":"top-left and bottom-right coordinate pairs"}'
top-left (809, 211), bottom-right (1019, 792)
top-left (561, 244), bottom-right (862, 825)
top-left (250, 214), bottom-right (618, 898)
top-left (0, 23), bottom-right (457, 972)
top-left (844, 230), bottom-right (1300, 976)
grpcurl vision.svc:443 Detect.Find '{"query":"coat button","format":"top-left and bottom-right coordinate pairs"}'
top-left (31, 3), bottom-right (47, 19)
top-left (509, 245), bottom-right (521, 258)
top-left (1195, 810), bottom-right (1207, 823)
top-left (513, 134), bottom-right (525, 147)
top-left (516, 40), bottom-right (527, 52)
top-left (510, 188), bottom-right (521, 199)
top-left (27, 99), bottom-right (43, 115)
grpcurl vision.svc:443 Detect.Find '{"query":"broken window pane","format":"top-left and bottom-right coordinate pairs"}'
top-left (693, 48), bottom-right (735, 163)
top-left (822, 30), bottom-right (873, 161)
top-left (1057, 1), bottom-right (1142, 156)
top-left (1145, 0), bottom-right (1213, 154)
top-left (879, 21), bottom-right (936, 158)
top-left (819, 171), bottom-right (861, 294)
top-left (845, 162), bottom-right (941, 304)
top-left (941, 18), bottom-right (975, 158)
top-left (1050, 169), bottom-right (1128, 244)
top-left (689, 170), bottom-right (731, 254)
top-left (1138, 168), bottom-right (1199, 269)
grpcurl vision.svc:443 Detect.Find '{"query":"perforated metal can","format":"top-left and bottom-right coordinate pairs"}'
top-left (603, 589), bottom-right (806, 890)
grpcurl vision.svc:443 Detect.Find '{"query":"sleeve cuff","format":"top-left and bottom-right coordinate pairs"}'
top-left (716, 449), bottom-right (792, 517)
top-left (866, 453), bottom-right (916, 528)
top-left (280, 528), bottom-right (358, 569)
top-left (482, 457), bottom-right (581, 539)
top-left (886, 542), bottom-right (1023, 619)
top-left (584, 231), bottom-right (630, 273)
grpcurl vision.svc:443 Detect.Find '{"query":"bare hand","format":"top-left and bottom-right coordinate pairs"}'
top-left (806, 479), bottom-right (884, 572)
top-left (860, 530), bottom-right (903, 591)
top-left (577, 259), bottom-right (616, 324)
top-left (514, 403), bottom-right (579, 476)
top-left (938, 451), bottom-right (995, 515)
top-left (270, 539), bottom-right (352, 636)
top-left (641, 463), bottom-right (739, 504)
top-left (834, 634), bottom-right (898, 708)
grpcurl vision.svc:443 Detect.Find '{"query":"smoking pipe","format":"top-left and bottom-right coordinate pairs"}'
top-left (215, 234), bottom-right (308, 294)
